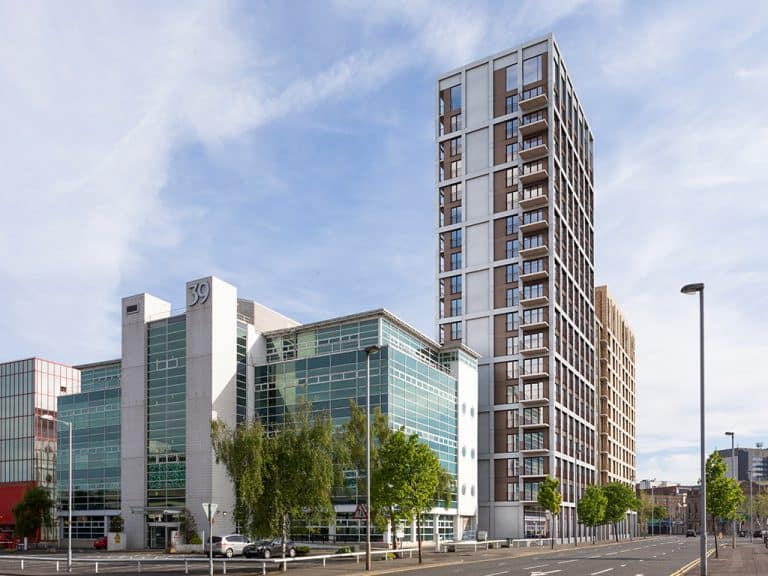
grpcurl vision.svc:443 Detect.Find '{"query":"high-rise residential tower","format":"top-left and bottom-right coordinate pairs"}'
top-left (436, 34), bottom-right (598, 539)
top-left (595, 286), bottom-right (636, 486)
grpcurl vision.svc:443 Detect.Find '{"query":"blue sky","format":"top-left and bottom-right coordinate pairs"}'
top-left (1, 0), bottom-right (767, 485)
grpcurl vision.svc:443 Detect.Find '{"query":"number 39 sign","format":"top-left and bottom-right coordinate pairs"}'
top-left (188, 280), bottom-right (210, 306)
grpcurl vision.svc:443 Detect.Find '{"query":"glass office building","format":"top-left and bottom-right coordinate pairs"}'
top-left (56, 360), bottom-right (121, 541)
top-left (0, 358), bottom-right (79, 541)
top-left (255, 309), bottom-right (479, 543)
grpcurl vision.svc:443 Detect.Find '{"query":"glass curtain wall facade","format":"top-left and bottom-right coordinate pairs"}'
top-left (0, 358), bottom-right (79, 540)
top-left (56, 360), bottom-right (121, 540)
top-left (146, 316), bottom-right (187, 512)
top-left (255, 312), bottom-right (471, 543)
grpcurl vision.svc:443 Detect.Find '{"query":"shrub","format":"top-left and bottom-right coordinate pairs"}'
top-left (295, 545), bottom-right (311, 556)
top-left (335, 546), bottom-right (352, 554)
top-left (189, 535), bottom-right (202, 545)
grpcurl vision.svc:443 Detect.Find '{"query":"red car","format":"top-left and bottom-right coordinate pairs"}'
top-left (93, 536), bottom-right (108, 550)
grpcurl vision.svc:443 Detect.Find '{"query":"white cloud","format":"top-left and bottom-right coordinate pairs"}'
top-left (0, 1), bottom-right (420, 362)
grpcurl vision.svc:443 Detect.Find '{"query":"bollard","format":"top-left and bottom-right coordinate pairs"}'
top-left (323, 557), bottom-right (326, 567)
top-left (20, 559), bottom-right (24, 571)
top-left (223, 560), bottom-right (227, 574)
top-left (185, 560), bottom-right (189, 574)
top-left (56, 561), bottom-right (60, 572)
top-left (137, 560), bottom-right (142, 573)
top-left (95, 562), bottom-right (99, 574)
top-left (262, 561), bottom-right (266, 575)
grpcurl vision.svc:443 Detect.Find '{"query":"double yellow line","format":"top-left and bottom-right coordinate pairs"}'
top-left (669, 548), bottom-right (715, 576)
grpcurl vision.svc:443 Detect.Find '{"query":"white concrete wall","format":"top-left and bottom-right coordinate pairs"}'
top-left (465, 175), bottom-right (489, 221)
top-left (121, 293), bottom-right (171, 549)
top-left (465, 128), bottom-right (489, 175)
top-left (454, 355), bottom-right (478, 521)
top-left (465, 64), bottom-right (489, 130)
top-left (185, 276), bottom-right (238, 537)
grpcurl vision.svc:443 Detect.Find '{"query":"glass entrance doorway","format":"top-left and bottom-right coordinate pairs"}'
top-left (147, 523), bottom-right (178, 549)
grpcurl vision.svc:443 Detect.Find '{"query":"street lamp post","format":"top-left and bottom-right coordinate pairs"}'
top-left (749, 468), bottom-right (753, 543)
top-left (725, 432), bottom-right (735, 548)
top-left (650, 478), bottom-right (656, 536)
top-left (681, 282), bottom-right (706, 576)
top-left (43, 415), bottom-right (72, 573)
top-left (364, 345), bottom-right (381, 572)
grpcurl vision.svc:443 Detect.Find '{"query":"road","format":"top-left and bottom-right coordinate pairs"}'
top-left (388, 536), bottom-right (706, 576)
top-left (0, 536), bottom-right (708, 576)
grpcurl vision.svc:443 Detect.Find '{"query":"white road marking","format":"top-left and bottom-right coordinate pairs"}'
top-left (524, 564), bottom-right (549, 569)
top-left (587, 554), bottom-right (601, 558)
top-left (530, 571), bottom-right (561, 576)
top-left (484, 571), bottom-right (509, 576)
top-left (620, 564), bottom-right (627, 567)
top-left (557, 559), bottom-right (578, 564)
top-left (590, 569), bottom-right (614, 575)
top-left (605, 551), bottom-right (618, 555)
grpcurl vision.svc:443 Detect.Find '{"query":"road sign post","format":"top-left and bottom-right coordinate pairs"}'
top-left (203, 503), bottom-right (218, 576)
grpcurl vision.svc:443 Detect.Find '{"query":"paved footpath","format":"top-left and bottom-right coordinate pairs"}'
top-left (705, 540), bottom-right (768, 575)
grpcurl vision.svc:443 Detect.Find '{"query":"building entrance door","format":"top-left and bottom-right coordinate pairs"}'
top-left (147, 523), bottom-right (178, 549)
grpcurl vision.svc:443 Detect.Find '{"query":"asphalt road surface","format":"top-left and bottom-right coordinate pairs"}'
top-left (0, 536), bottom-right (708, 576)
top-left (389, 536), bottom-right (707, 576)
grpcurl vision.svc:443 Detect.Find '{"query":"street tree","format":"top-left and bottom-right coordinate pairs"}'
top-left (706, 451), bottom-right (744, 559)
top-left (537, 476), bottom-right (562, 548)
top-left (602, 482), bottom-right (639, 542)
top-left (211, 417), bottom-right (265, 538)
top-left (400, 437), bottom-right (451, 564)
top-left (577, 484), bottom-right (607, 543)
top-left (337, 400), bottom-right (391, 501)
top-left (753, 488), bottom-right (768, 529)
top-left (12, 486), bottom-right (54, 541)
top-left (372, 429), bottom-right (413, 551)
top-left (211, 403), bottom-right (335, 571)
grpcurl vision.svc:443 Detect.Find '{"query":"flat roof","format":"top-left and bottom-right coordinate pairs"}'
top-left (263, 308), bottom-right (480, 359)
top-left (73, 358), bottom-right (121, 371)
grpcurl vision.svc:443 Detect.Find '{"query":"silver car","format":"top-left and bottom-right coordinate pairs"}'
top-left (205, 534), bottom-right (251, 558)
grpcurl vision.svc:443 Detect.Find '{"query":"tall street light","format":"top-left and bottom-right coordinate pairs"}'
top-left (43, 415), bottom-right (72, 573)
top-left (364, 344), bottom-right (381, 572)
top-left (749, 468), bottom-right (753, 543)
top-left (725, 431), bottom-right (735, 549)
top-left (649, 478), bottom-right (656, 536)
top-left (681, 282), bottom-right (706, 576)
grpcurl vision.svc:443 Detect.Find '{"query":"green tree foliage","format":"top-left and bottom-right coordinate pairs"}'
top-left (177, 509), bottom-right (197, 543)
top-left (211, 417), bottom-right (264, 538)
top-left (602, 482), bottom-right (639, 542)
top-left (537, 476), bottom-right (561, 548)
top-left (753, 488), bottom-right (768, 528)
top-left (706, 451), bottom-right (744, 558)
top-left (337, 400), bottom-right (391, 500)
top-left (13, 486), bottom-right (54, 540)
top-left (372, 430), bottom-right (413, 551)
top-left (211, 403), bottom-right (335, 571)
top-left (577, 484), bottom-right (607, 543)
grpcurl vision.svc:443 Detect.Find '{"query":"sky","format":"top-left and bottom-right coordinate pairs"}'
top-left (1, 0), bottom-right (767, 486)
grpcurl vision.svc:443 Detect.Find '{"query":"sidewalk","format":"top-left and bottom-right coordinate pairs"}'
top-left (707, 541), bottom-right (768, 575)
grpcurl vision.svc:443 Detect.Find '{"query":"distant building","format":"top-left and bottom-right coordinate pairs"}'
top-left (716, 447), bottom-right (768, 483)
top-left (595, 286), bottom-right (636, 487)
top-left (0, 358), bottom-right (79, 540)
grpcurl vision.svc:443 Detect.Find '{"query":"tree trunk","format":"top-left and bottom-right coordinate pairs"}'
top-left (712, 515), bottom-right (719, 559)
top-left (417, 514), bottom-right (423, 564)
top-left (282, 514), bottom-right (288, 572)
top-left (550, 513), bottom-right (555, 549)
top-left (614, 522), bottom-right (619, 543)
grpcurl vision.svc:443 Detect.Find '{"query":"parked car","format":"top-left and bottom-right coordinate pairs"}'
top-left (754, 529), bottom-right (765, 538)
top-left (93, 536), bottom-right (108, 549)
top-left (686, 529), bottom-right (696, 537)
top-left (204, 534), bottom-right (251, 558)
top-left (243, 538), bottom-right (296, 559)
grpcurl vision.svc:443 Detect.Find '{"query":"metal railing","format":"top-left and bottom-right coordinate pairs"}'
top-left (0, 549), bottom-right (419, 575)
